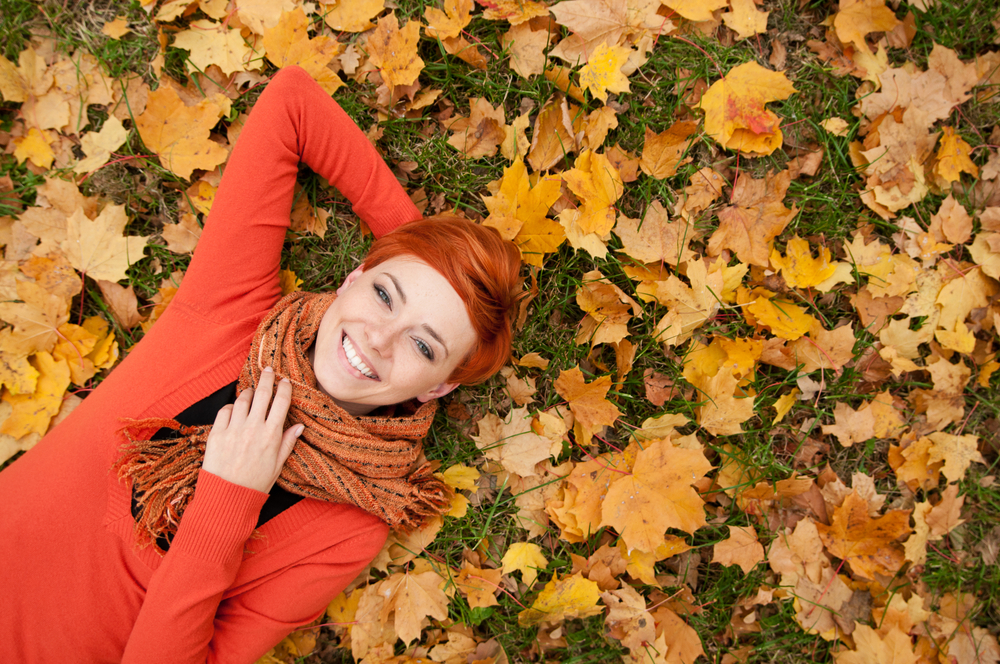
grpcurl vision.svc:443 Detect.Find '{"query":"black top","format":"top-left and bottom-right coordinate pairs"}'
top-left (129, 380), bottom-right (303, 552)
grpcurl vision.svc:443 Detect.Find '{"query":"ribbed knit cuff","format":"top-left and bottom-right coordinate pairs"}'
top-left (170, 470), bottom-right (268, 565)
top-left (355, 195), bottom-right (421, 238)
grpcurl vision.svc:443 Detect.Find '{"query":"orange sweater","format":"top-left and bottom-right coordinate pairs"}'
top-left (0, 66), bottom-right (420, 663)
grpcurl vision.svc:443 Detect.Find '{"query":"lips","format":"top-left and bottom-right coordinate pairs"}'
top-left (342, 332), bottom-right (380, 380)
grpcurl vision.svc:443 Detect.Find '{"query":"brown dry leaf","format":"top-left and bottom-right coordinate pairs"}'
top-left (639, 121), bottom-right (697, 179)
top-left (834, 624), bottom-right (917, 664)
top-left (816, 490), bottom-right (911, 580)
top-left (614, 201), bottom-right (696, 266)
top-left (518, 573), bottom-right (602, 626)
top-left (62, 205), bottom-right (148, 282)
top-left (712, 526), bottom-right (765, 575)
top-left (822, 401), bottom-right (875, 447)
top-left (603, 584), bottom-right (656, 658)
top-left (527, 95), bottom-right (575, 171)
top-left (161, 212), bottom-right (201, 254)
top-left (503, 23), bottom-right (548, 79)
top-left (709, 170), bottom-right (798, 267)
top-left (367, 13), bottom-right (424, 90)
top-left (472, 407), bottom-right (557, 477)
top-left (135, 84), bottom-right (229, 180)
top-left (662, 0), bottom-right (727, 22)
top-left (0, 280), bottom-right (70, 356)
top-left (601, 438), bottom-right (712, 553)
top-left (379, 570), bottom-right (449, 645)
top-left (96, 280), bottom-right (144, 331)
top-left (696, 62), bottom-right (797, 156)
top-left (516, 352), bottom-right (550, 369)
top-left (554, 365), bottom-right (622, 445)
top-left (500, 366), bottom-right (536, 405)
top-left (73, 116), bottom-right (129, 174)
top-left (675, 167), bottom-right (725, 221)
top-left (575, 269), bottom-right (640, 346)
top-left (653, 259), bottom-right (725, 348)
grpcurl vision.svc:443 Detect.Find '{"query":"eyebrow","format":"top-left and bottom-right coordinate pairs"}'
top-left (387, 272), bottom-right (450, 358)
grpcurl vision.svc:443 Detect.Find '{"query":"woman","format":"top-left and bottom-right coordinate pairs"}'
top-left (0, 66), bottom-right (521, 662)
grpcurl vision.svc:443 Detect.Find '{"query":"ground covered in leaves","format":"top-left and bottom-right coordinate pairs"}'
top-left (1, 0), bottom-right (1000, 663)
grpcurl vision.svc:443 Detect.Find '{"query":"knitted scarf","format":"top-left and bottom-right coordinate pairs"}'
top-left (114, 291), bottom-right (452, 553)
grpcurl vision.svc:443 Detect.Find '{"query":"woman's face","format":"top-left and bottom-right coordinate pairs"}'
top-left (309, 257), bottom-right (477, 415)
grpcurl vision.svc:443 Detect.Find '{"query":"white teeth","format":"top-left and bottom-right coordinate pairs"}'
top-left (342, 335), bottom-right (377, 379)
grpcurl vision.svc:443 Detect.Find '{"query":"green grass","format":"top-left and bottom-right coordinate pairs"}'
top-left (2, 0), bottom-right (1000, 661)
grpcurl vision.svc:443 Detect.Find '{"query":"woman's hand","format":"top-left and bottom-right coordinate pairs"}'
top-left (202, 367), bottom-right (304, 493)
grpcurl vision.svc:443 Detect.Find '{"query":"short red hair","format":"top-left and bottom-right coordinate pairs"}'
top-left (363, 216), bottom-right (522, 385)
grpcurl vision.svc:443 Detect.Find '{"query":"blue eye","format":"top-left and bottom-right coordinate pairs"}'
top-left (416, 339), bottom-right (433, 360)
top-left (375, 285), bottom-right (391, 307)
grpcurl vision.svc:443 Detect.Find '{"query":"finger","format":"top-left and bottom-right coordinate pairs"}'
top-left (249, 366), bottom-right (276, 421)
top-left (278, 424), bottom-right (305, 464)
top-left (266, 378), bottom-right (294, 427)
top-left (229, 388), bottom-right (254, 426)
top-left (212, 403), bottom-right (234, 429)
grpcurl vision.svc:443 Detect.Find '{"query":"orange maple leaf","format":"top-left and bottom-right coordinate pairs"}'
top-left (554, 365), bottom-right (622, 445)
top-left (816, 490), bottom-right (910, 580)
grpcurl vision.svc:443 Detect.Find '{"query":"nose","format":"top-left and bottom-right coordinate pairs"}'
top-left (365, 318), bottom-right (397, 357)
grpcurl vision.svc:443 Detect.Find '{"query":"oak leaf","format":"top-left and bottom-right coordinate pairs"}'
top-left (518, 573), bottom-right (602, 626)
top-left (135, 84), bottom-right (229, 180)
top-left (696, 62), bottom-right (797, 156)
top-left (712, 525), bottom-right (765, 574)
top-left (816, 490), bottom-right (910, 580)
top-left (554, 365), bottom-right (622, 445)
top-left (601, 438), bottom-right (711, 552)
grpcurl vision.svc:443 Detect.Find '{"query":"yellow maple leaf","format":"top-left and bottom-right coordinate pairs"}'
top-left (518, 573), bottom-right (602, 626)
top-left (264, 9), bottom-right (344, 94)
top-left (173, 19), bottom-right (257, 76)
top-left (424, 0), bottom-right (473, 40)
top-left (12, 127), bottom-right (55, 170)
top-left (770, 236), bottom-right (837, 289)
top-left (501, 542), bottom-right (549, 587)
top-left (62, 205), bottom-right (149, 283)
top-left (722, 0), bottom-right (769, 40)
top-left (579, 41), bottom-right (631, 103)
top-left (367, 12), bottom-right (424, 90)
top-left (321, 0), bottom-right (385, 32)
top-left (696, 61), bottom-right (796, 156)
top-left (1, 351), bottom-right (70, 439)
top-left (378, 571), bottom-right (449, 645)
top-left (73, 116), bottom-right (129, 174)
top-left (601, 438), bottom-right (711, 552)
top-left (472, 407), bottom-right (558, 477)
top-left (0, 280), bottom-right (70, 356)
top-left (101, 16), bottom-right (131, 39)
top-left (692, 369), bottom-right (756, 436)
top-left (833, 0), bottom-right (900, 54)
top-left (560, 150), bottom-right (623, 236)
top-left (554, 365), bottom-right (622, 445)
top-left (663, 0), bottom-right (728, 21)
top-left (934, 126), bottom-right (978, 184)
top-left (439, 464), bottom-right (480, 491)
top-left (653, 258), bottom-right (724, 348)
top-left (639, 121), bottom-right (697, 179)
top-left (135, 85), bottom-right (229, 180)
top-left (712, 525), bottom-right (765, 574)
top-left (741, 287), bottom-right (817, 340)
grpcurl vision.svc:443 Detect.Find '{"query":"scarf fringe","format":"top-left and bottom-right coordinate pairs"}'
top-left (394, 464), bottom-right (454, 535)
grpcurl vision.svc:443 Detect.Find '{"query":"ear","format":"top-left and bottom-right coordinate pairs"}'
top-left (336, 264), bottom-right (365, 296)
top-left (416, 382), bottom-right (459, 403)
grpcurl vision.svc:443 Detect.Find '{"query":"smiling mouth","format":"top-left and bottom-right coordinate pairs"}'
top-left (342, 333), bottom-right (380, 380)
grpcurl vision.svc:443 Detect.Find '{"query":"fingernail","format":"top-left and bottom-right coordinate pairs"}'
top-left (295, 425), bottom-right (305, 436)
top-left (263, 366), bottom-right (273, 373)
top-left (281, 377), bottom-right (290, 384)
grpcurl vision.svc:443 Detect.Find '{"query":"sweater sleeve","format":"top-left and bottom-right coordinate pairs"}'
top-left (176, 66), bottom-right (421, 320)
top-left (121, 470), bottom-right (388, 664)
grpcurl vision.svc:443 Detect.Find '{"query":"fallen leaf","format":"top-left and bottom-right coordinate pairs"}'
top-left (518, 573), bottom-right (602, 626)
top-left (712, 525), bottom-right (765, 575)
top-left (502, 542), bottom-right (549, 587)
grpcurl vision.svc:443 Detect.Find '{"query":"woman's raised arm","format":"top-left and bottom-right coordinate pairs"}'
top-left (176, 66), bottom-right (420, 321)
